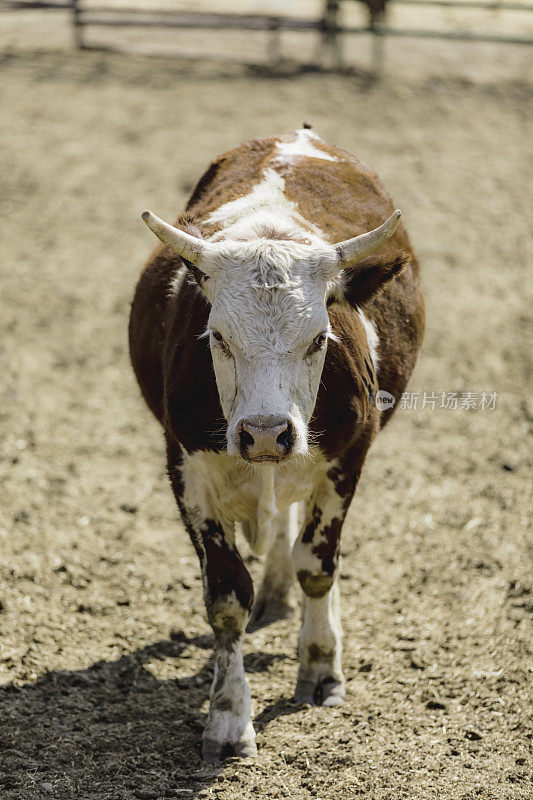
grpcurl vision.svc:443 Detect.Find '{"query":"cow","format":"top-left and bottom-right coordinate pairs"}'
top-left (129, 125), bottom-right (425, 762)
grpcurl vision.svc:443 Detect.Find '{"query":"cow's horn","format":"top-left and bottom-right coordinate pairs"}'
top-left (141, 210), bottom-right (212, 272)
top-left (336, 210), bottom-right (401, 269)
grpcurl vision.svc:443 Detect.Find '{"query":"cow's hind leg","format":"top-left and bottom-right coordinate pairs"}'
top-left (247, 503), bottom-right (299, 631)
top-left (168, 444), bottom-right (256, 761)
top-left (292, 464), bottom-right (357, 707)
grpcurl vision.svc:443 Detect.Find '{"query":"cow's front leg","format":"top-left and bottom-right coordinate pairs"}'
top-left (168, 447), bottom-right (256, 761)
top-left (199, 527), bottom-right (256, 761)
top-left (292, 464), bottom-right (357, 707)
top-left (188, 516), bottom-right (256, 761)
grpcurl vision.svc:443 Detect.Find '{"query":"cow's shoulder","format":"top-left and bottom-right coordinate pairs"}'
top-left (129, 247), bottom-right (179, 422)
top-left (311, 302), bottom-right (379, 459)
top-left (362, 256), bottom-right (425, 425)
top-left (163, 275), bottom-right (225, 453)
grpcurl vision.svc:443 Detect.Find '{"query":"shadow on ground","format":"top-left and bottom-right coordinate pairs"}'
top-left (0, 634), bottom-right (296, 799)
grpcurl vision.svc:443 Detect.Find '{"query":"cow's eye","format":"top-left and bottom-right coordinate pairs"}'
top-left (210, 330), bottom-right (231, 355)
top-left (307, 331), bottom-right (327, 355)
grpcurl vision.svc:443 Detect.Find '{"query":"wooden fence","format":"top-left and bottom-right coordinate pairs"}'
top-left (1, 0), bottom-right (532, 72)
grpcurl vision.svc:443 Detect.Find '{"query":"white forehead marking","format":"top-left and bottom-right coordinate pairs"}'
top-left (205, 168), bottom-right (328, 246)
top-left (275, 129), bottom-right (338, 164)
top-left (357, 308), bottom-right (380, 370)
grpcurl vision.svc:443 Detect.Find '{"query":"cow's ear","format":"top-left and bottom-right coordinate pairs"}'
top-left (182, 256), bottom-right (211, 291)
top-left (328, 252), bottom-right (411, 307)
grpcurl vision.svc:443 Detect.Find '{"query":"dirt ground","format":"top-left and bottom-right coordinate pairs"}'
top-left (0, 18), bottom-right (532, 800)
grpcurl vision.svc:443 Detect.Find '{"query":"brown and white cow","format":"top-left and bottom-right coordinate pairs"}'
top-left (129, 126), bottom-right (424, 762)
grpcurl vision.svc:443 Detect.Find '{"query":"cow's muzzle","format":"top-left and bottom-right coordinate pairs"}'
top-left (237, 415), bottom-right (294, 462)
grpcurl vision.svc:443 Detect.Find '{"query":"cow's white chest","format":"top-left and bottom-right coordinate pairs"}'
top-left (180, 450), bottom-right (329, 549)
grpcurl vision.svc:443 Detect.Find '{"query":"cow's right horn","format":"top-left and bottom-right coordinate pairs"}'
top-left (335, 210), bottom-right (402, 270)
top-left (142, 210), bottom-right (215, 274)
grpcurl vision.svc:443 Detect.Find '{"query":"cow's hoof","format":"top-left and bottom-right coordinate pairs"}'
top-left (293, 678), bottom-right (317, 705)
top-left (201, 731), bottom-right (257, 762)
top-left (294, 677), bottom-right (345, 707)
top-left (320, 677), bottom-right (346, 706)
top-left (233, 737), bottom-right (258, 759)
top-left (201, 738), bottom-right (224, 763)
top-left (246, 599), bottom-right (294, 632)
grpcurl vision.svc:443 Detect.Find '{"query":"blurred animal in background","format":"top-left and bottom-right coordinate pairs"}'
top-left (325, 0), bottom-right (389, 28)
top-left (129, 126), bottom-right (424, 761)
top-left (359, 0), bottom-right (388, 23)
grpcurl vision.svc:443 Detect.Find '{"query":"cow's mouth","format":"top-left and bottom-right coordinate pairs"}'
top-left (244, 454), bottom-right (284, 464)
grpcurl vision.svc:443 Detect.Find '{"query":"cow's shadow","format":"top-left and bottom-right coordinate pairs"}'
top-left (0, 633), bottom-right (301, 799)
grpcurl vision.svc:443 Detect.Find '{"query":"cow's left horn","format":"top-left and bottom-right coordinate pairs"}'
top-left (336, 210), bottom-right (402, 269)
top-left (141, 210), bottom-right (213, 273)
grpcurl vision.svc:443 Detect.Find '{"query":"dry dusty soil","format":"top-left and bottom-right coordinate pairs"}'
top-left (0, 29), bottom-right (532, 800)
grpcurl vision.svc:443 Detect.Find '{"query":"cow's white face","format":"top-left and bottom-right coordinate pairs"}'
top-left (141, 206), bottom-right (402, 462)
top-left (199, 240), bottom-right (338, 462)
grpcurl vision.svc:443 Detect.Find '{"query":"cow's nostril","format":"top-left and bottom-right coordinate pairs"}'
top-left (276, 425), bottom-right (292, 452)
top-left (239, 426), bottom-right (254, 449)
top-left (238, 416), bottom-right (294, 460)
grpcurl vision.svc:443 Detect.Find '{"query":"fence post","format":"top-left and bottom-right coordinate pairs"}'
top-left (71, 0), bottom-right (83, 49)
top-left (268, 18), bottom-right (281, 67)
top-left (322, 0), bottom-right (342, 69)
top-left (371, 24), bottom-right (385, 75)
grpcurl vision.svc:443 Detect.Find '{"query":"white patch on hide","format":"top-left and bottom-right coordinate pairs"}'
top-left (181, 449), bottom-right (331, 554)
top-left (275, 129), bottom-right (338, 165)
top-left (205, 168), bottom-right (329, 246)
top-left (168, 263), bottom-right (188, 299)
top-left (357, 308), bottom-right (380, 370)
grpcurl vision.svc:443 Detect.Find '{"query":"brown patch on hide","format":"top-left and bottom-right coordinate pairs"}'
top-left (192, 520), bottom-right (253, 628)
top-left (162, 279), bottom-right (227, 452)
top-left (297, 570), bottom-right (334, 599)
top-left (255, 224), bottom-right (307, 243)
top-left (302, 505), bottom-right (323, 543)
top-left (212, 695), bottom-right (234, 712)
top-left (340, 251), bottom-right (411, 308)
top-left (173, 212), bottom-right (204, 240)
top-left (327, 464), bottom-right (359, 508)
top-left (312, 517), bottom-right (343, 576)
top-left (308, 643), bottom-right (334, 663)
top-left (310, 303), bottom-right (379, 459)
top-left (130, 234), bottom-right (226, 452)
top-left (284, 146), bottom-right (398, 246)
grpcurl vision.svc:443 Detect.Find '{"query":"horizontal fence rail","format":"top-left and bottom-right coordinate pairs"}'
top-left (393, 0), bottom-right (533, 8)
top-left (1, 0), bottom-right (532, 71)
top-left (0, 1), bottom-right (72, 9)
top-left (344, 23), bottom-right (533, 45)
top-left (74, 10), bottom-right (321, 32)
